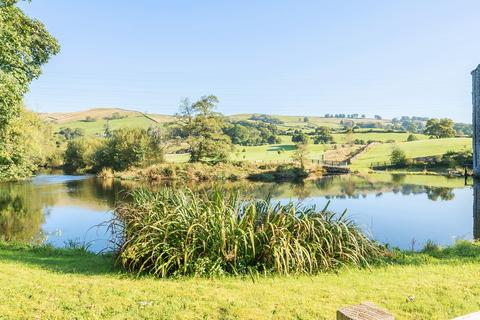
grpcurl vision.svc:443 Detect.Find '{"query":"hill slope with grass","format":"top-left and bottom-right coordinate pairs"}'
top-left (351, 138), bottom-right (472, 168)
top-left (40, 108), bottom-right (389, 136)
top-left (40, 108), bottom-right (175, 136)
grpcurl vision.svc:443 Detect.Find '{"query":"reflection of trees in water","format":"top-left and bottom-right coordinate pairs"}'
top-left (425, 187), bottom-right (455, 201)
top-left (314, 177), bottom-right (335, 190)
top-left (291, 182), bottom-right (312, 200)
top-left (65, 178), bottom-right (127, 207)
top-left (0, 177), bottom-right (129, 243)
top-left (391, 174), bottom-right (406, 184)
top-left (0, 182), bottom-right (56, 242)
top-left (399, 184), bottom-right (426, 196)
top-left (114, 174), bottom-right (462, 203)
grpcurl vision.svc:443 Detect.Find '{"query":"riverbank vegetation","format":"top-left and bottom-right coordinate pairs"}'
top-left (2, 240), bottom-right (480, 319)
top-left (112, 189), bottom-right (381, 277)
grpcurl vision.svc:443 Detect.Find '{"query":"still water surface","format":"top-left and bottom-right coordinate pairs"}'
top-left (0, 174), bottom-right (476, 251)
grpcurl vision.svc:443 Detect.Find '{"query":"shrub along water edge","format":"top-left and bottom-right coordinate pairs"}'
top-left (111, 188), bottom-right (384, 277)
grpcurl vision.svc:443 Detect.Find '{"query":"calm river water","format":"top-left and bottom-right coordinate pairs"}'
top-left (0, 174), bottom-right (476, 252)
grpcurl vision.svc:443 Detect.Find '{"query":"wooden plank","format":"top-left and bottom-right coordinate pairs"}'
top-left (337, 302), bottom-right (394, 320)
top-left (452, 312), bottom-right (480, 320)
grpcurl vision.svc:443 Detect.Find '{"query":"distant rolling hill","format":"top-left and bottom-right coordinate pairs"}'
top-left (38, 107), bottom-right (388, 136)
top-left (39, 108), bottom-right (176, 136)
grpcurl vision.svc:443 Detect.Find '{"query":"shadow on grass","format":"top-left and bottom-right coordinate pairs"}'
top-left (266, 145), bottom-right (297, 152)
top-left (0, 242), bottom-right (117, 275)
top-left (1, 241), bottom-right (480, 277)
top-left (384, 241), bottom-right (480, 266)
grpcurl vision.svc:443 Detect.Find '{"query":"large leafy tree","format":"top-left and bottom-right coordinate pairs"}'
top-left (176, 95), bottom-right (232, 163)
top-left (0, 0), bottom-right (60, 180)
top-left (424, 118), bottom-right (456, 139)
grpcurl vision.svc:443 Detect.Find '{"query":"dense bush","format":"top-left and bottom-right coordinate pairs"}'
top-left (83, 116), bottom-right (96, 122)
top-left (390, 147), bottom-right (407, 167)
top-left (94, 128), bottom-right (164, 171)
top-left (248, 114), bottom-right (284, 125)
top-left (313, 126), bottom-right (333, 144)
top-left (224, 121), bottom-right (280, 146)
top-left (63, 137), bottom-right (102, 174)
top-left (407, 134), bottom-right (417, 142)
top-left (57, 127), bottom-right (84, 140)
top-left (112, 189), bottom-right (383, 277)
top-left (0, 109), bottom-right (58, 181)
top-left (291, 131), bottom-right (310, 144)
top-left (63, 128), bottom-right (164, 173)
top-left (441, 150), bottom-right (472, 168)
top-left (104, 112), bottom-right (128, 121)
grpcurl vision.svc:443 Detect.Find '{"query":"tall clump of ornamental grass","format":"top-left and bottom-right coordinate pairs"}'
top-left (111, 188), bottom-right (383, 277)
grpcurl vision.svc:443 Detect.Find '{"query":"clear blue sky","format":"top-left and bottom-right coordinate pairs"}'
top-left (21, 0), bottom-right (480, 122)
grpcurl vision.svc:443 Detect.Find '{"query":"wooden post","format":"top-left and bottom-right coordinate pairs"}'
top-left (337, 302), bottom-right (394, 320)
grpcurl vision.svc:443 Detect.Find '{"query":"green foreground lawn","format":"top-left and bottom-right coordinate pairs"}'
top-left (1, 243), bottom-right (480, 319)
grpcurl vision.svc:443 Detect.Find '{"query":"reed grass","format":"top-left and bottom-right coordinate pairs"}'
top-left (111, 188), bottom-right (383, 277)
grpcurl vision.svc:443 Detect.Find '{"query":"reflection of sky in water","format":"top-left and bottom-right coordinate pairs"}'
top-left (2, 174), bottom-right (475, 252)
top-left (42, 206), bottom-right (112, 252)
top-left (32, 174), bottom-right (89, 185)
top-left (292, 188), bottom-right (472, 250)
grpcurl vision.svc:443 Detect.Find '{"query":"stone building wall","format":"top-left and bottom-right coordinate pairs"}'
top-left (473, 65), bottom-right (480, 176)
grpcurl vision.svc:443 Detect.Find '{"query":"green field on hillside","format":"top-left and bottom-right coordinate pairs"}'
top-left (332, 132), bottom-right (428, 144)
top-left (45, 109), bottom-right (471, 171)
top-left (228, 114), bottom-right (386, 130)
top-left (166, 141), bottom-right (329, 163)
top-left (166, 135), bottom-right (470, 167)
top-left (351, 138), bottom-right (472, 168)
top-left (52, 111), bottom-right (388, 137)
top-left (2, 242), bottom-right (480, 319)
top-left (53, 116), bottom-right (162, 136)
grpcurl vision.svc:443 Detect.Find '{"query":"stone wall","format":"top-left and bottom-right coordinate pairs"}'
top-left (472, 65), bottom-right (480, 176)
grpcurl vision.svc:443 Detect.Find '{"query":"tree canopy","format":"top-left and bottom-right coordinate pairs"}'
top-left (176, 95), bottom-right (232, 163)
top-left (0, 0), bottom-right (60, 127)
top-left (424, 118), bottom-right (456, 139)
top-left (0, 0), bottom-right (60, 180)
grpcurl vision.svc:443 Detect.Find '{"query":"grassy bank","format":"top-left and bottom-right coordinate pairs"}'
top-left (1, 242), bottom-right (480, 319)
top-left (105, 162), bottom-right (325, 183)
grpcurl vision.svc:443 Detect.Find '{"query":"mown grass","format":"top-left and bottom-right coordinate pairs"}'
top-left (351, 138), bottom-right (472, 168)
top-left (112, 189), bottom-right (381, 277)
top-left (1, 241), bottom-right (480, 319)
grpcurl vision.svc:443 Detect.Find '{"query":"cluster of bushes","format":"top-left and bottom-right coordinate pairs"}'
top-left (440, 150), bottom-right (472, 168)
top-left (291, 130), bottom-right (310, 144)
top-left (57, 127), bottom-right (84, 140)
top-left (104, 112), bottom-right (128, 121)
top-left (63, 127), bottom-right (164, 174)
top-left (224, 121), bottom-right (281, 146)
top-left (0, 109), bottom-right (61, 181)
top-left (248, 114), bottom-right (284, 125)
top-left (83, 116), bottom-right (96, 122)
top-left (113, 161), bottom-right (263, 182)
top-left (290, 127), bottom-right (334, 145)
top-left (112, 188), bottom-right (383, 277)
top-left (324, 113), bottom-right (365, 119)
top-left (248, 164), bottom-right (309, 182)
top-left (386, 148), bottom-right (472, 169)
